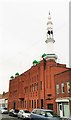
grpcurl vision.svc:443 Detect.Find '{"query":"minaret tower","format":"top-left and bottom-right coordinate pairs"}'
top-left (45, 12), bottom-right (57, 62)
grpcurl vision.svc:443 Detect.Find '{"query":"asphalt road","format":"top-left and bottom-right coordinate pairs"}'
top-left (0, 113), bottom-right (69, 120)
top-left (0, 114), bottom-right (30, 120)
top-left (0, 114), bottom-right (19, 120)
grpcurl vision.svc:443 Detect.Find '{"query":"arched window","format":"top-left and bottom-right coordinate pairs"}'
top-left (48, 30), bottom-right (50, 35)
top-left (51, 30), bottom-right (53, 34)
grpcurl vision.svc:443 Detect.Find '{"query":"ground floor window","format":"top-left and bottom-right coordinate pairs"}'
top-left (13, 101), bottom-right (16, 109)
top-left (41, 99), bottom-right (44, 109)
top-left (47, 104), bottom-right (53, 110)
top-left (32, 100), bottom-right (33, 108)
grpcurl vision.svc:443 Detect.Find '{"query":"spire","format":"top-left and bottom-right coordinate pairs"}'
top-left (47, 12), bottom-right (54, 40)
top-left (48, 11), bottom-right (51, 20)
top-left (48, 11), bottom-right (50, 17)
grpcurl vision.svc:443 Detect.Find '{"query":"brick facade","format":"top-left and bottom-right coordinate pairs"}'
top-left (55, 70), bottom-right (71, 117)
top-left (8, 59), bottom-right (69, 113)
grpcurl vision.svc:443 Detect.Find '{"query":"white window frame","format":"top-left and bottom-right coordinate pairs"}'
top-left (61, 83), bottom-right (65, 93)
top-left (56, 84), bottom-right (60, 94)
top-left (67, 81), bottom-right (70, 93)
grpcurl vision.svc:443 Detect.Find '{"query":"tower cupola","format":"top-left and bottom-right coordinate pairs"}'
top-left (44, 12), bottom-right (57, 62)
top-left (47, 12), bottom-right (54, 39)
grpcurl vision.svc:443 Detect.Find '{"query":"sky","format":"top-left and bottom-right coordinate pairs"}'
top-left (0, 0), bottom-right (69, 94)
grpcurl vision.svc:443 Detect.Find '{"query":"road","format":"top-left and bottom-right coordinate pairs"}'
top-left (0, 114), bottom-right (19, 120)
top-left (0, 114), bottom-right (30, 120)
top-left (0, 113), bottom-right (69, 120)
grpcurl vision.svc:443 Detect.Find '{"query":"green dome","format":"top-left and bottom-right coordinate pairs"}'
top-left (33, 60), bottom-right (38, 64)
top-left (33, 60), bottom-right (40, 66)
top-left (10, 76), bottom-right (14, 80)
top-left (42, 53), bottom-right (47, 58)
top-left (15, 72), bottom-right (19, 76)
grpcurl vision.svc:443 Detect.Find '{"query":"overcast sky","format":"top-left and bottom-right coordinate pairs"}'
top-left (0, 0), bottom-right (69, 94)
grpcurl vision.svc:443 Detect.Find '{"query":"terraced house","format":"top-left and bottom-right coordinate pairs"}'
top-left (55, 70), bottom-right (71, 118)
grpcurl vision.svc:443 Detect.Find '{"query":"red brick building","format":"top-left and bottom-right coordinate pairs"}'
top-left (55, 70), bottom-right (71, 117)
top-left (8, 59), bottom-right (69, 113)
top-left (8, 12), bottom-right (70, 118)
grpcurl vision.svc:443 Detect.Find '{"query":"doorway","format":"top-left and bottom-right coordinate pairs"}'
top-left (59, 103), bottom-right (63, 117)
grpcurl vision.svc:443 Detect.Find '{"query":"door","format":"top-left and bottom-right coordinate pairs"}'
top-left (64, 103), bottom-right (70, 117)
top-left (59, 103), bottom-right (63, 117)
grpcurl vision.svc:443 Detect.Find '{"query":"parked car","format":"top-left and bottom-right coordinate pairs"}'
top-left (9, 109), bottom-right (19, 117)
top-left (0, 107), bottom-right (8, 114)
top-left (18, 109), bottom-right (31, 119)
top-left (30, 109), bottom-right (62, 120)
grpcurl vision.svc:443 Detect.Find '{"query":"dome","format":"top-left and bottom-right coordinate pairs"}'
top-left (42, 53), bottom-right (47, 58)
top-left (33, 60), bottom-right (40, 66)
top-left (33, 60), bottom-right (38, 64)
top-left (15, 72), bottom-right (19, 77)
top-left (10, 76), bottom-right (14, 80)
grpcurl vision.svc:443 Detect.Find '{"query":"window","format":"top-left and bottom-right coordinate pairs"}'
top-left (40, 81), bottom-right (42, 90)
top-left (41, 99), bottom-right (44, 109)
top-left (24, 87), bottom-right (28, 93)
top-left (34, 83), bottom-right (37, 91)
top-left (61, 83), bottom-right (65, 93)
top-left (32, 109), bottom-right (37, 114)
top-left (29, 100), bottom-right (31, 108)
top-left (24, 100), bottom-right (27, 108)
top-left (48, 104), bottom-right (53, 110)
top-left (67, 81), bottom-right (70, 93)
top-left (32, 109), bottom-right (41, 114)
top-left (56, 84), bottom-right (60, 94)
top-left (32, 100), bottom-right (33, 108)
top-left (37, 99), bottom-right (39, 108)
top-left (34, 100), bottom-right (36, 108)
